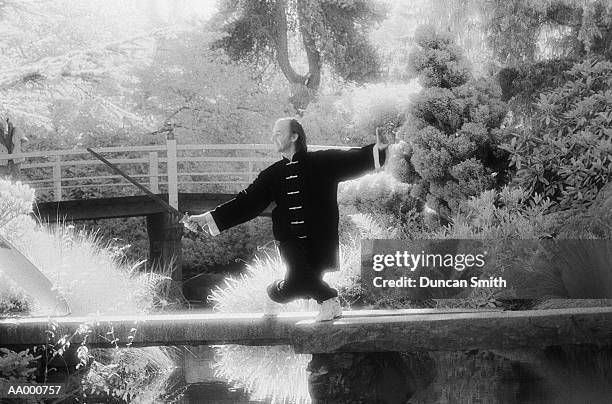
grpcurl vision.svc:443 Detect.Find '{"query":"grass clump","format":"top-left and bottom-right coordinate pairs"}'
top-left (0, 179), bottom-right (177, 403)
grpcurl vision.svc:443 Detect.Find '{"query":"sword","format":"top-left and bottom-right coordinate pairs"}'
top-left (86, 147), bottom-right (199, 232)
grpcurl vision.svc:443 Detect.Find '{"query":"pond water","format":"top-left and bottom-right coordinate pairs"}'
top-left (158, 344), bottom-right (612, 403)
top-left (163, 345), bottom-right (289, 404)
top-left (42, 341), bottom-right (612, 403)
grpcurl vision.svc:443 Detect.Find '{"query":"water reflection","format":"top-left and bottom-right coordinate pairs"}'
top-left (180, 381), bottom-right (270, 404)
top-left (167, 345), bottom-right (281, 404)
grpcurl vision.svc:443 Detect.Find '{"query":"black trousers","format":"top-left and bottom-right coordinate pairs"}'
top-left (267, 240), bottom-right (338, 304)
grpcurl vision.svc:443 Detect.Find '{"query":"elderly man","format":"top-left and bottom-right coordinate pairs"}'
top-left (0, 118), bottom-right (28, 180)
top-left (188, 118), bottom-right (389, 321)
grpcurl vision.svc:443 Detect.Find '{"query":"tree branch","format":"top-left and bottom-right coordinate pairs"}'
top-left (0, 27), bottom-right (176, 90)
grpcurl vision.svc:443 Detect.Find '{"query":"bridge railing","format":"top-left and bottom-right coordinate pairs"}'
top-left (7, 141), bottom-right (349, 204)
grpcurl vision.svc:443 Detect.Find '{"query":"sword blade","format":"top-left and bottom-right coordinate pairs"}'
top-left (86, 147), bottom-right (182, 218)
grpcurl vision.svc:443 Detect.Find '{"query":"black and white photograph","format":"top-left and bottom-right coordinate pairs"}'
top-left (0, 0), bottom-right (611, 402)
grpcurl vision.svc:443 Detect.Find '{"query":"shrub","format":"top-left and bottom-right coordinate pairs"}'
top-left (182, 217), bottom-right (274, 273)
top-left (0, 348), bottom-right (38, 384)
top-left (0, 178), bottom-right (179, 314)
top-left (400, 25), bottom-right (510, 218)
top-left (497, 59), bottom-right (576, 104)
top-left (408, 25), bottom-right (471, 89)
top-left (427, 186), bottom-right (555, 240)
top-left (500, 59), bottom-right (612, 211)
top-left (383, 141), bottom-right (420, 184)
top-left (0, 180), bottom-right (34, 229)
top-left (338, 171), bottom-right (423, 239)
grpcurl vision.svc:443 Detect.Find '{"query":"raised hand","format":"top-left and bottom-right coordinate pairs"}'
top-left (375, 127), bottom-right (392, 151)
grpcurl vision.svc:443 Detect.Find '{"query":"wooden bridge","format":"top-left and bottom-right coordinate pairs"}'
top-left (6, 140), bottom-right (349, 285)
top-left (11, 140), bottom-right (347, 207)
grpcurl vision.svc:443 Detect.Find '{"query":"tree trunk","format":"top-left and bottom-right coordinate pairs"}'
top-left (297, 0), bottom-right (321, 90)
top-left (271, 0), bottom-right (321, 111)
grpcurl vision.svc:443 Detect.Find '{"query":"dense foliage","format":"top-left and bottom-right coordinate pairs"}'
top-left (498, 59), bottom-right (576, 104)
top-left (482, 0), bottom-right (612, 64)
top-left (400, 25), bottom-right (509, 217)
top-left (182, 218), bottom-right (273, 270)
top-left (212, 0), bottom-right (386, 109)
top-left (338, 171), bottom-right (422, 238)
top-left (501, 59), bottom-right (612, 210)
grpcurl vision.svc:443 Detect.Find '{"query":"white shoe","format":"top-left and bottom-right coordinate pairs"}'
top-left (315, 297), bottom-right (342, 322)
top-left (263, 298), bottom-right (281, 317)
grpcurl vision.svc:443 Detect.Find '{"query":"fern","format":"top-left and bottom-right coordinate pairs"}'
top-left (350, 213), bottom-right (389, 239)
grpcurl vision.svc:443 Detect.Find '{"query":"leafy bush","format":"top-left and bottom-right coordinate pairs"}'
top-left (0, 180), bottom-right (35, 228)
top-left (353, 186), bottom-right (558, 308)
top-left (0, 348), bottom-right (38, 382)
top-left (400, 25), bottom-right (510, 218)
top-left (182, 217), bottom-right (274, 274)
top-left (549, 181), bottom-right (612, 239)
top-left (407, 25), bottom-right (471, 89)
top-left (338, 171), bottom-right (423, 238)
top-left (497, 59), bottom-right (576, 104)
top-left (501, 59), bottom-right (612, 211)
top-left (427, 186), bottom-right (556, 240)
top-left (383, 141), bottom-right (420, 184)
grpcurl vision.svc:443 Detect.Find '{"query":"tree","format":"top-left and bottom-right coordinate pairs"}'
top-left (372, 0), bottom-right (611, 82)
top-left (482, 0), bottom-right (612, 65)
top-left (135, 30), bottom-right (292, 146)
top-left (400, 25), bottom-right (509, 218)
top-left (211, 0), bottom-right (386, 110)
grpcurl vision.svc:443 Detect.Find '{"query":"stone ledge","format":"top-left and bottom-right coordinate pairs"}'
top-left (1, 307), bottom-right (611, 353)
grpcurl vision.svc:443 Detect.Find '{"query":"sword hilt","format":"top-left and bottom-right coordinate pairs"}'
top-left (180, 213), bottom-right (199, 233)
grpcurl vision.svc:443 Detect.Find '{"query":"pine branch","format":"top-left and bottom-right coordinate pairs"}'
top-left (0, 27), bottom-right (176, 90)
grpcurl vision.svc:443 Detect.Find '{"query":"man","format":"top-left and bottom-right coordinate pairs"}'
top-left (188, 118), bottom-right (389, 321)
top-left (0, 118), bottom-right (28, 180)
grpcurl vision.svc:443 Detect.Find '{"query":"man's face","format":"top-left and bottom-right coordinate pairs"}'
top-left (271, 119), bottom-right (297, 154)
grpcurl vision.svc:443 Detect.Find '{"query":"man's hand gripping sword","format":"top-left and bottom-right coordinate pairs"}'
top-left (180, 213), bottom-right (200, 233)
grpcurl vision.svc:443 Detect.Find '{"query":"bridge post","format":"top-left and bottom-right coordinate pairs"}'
top-left (149, 152), bottom-right (159, 194)
top-left (166, 134), bottom-right (178, 209)
top-left (146, 211), bottom-right (183, 294)
top-left (52, 155), bottom-right (62, 202)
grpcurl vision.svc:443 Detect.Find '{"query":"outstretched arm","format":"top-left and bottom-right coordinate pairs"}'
top-left (331, 128), bottom-right (392, 182)
top-left (189, 171), bottom-right (273, 235)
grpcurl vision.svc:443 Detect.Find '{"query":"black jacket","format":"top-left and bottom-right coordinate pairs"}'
top-left (211, 144), bottom-right (386, 271)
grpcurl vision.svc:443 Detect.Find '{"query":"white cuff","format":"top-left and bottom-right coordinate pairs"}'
top-left (374, 144), bottom-right (389, 169)
top-left (373, 144), bottom-right (384, 169)
top-left (203, 211), bottom-right (220, 236)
